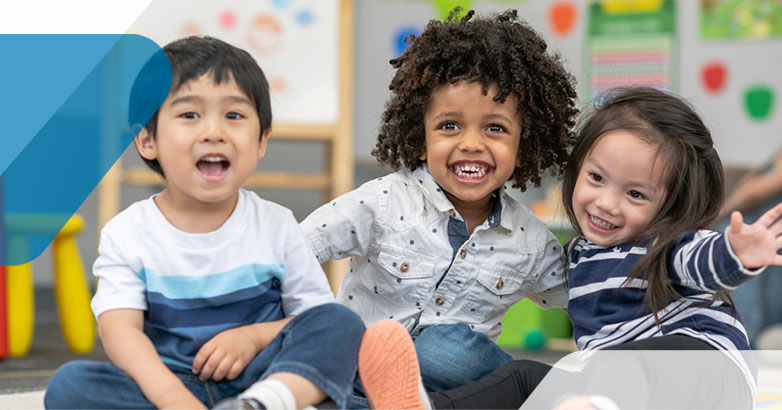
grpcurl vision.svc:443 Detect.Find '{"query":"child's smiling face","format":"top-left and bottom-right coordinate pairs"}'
top-left (421, 81), bottom-right (521, 211)
top-left (135, 73), bottom-right (267, 210)
top-left (572, 130), bottom-right (667, 247)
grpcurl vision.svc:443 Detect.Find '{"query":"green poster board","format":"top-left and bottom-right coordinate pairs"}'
top-left (701, 0), bottom-right (782, 40)
top-left (584, 0), bottom-right (679, 100)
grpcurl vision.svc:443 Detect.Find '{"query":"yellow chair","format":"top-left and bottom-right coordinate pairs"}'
top-left (5, 214), bottom-right (94, 356)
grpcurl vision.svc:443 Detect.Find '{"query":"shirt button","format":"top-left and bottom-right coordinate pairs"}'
top-left (449, 210), bottom-right (456, 218)
top-left (496, 279), bottom-right (504, 290)
top-left (459, 249), bottom-right (467, 259)
top-left (435, 296), bottom-right (445, 306)
top-left (400, 262), bottom-right (409, 272)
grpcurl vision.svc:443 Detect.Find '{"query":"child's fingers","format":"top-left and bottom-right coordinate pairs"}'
top-left (192, 343), bottom-right (215, 373)
top-left (758, 203), bottom-right (782, 227)
top-left (730, 211), bottom-right (744, 234)
top-left (771, 217), bottom-right (782, 237)
top-left (211, 357), bottom-right (233, 381)
top-left (226, 361), bottom-right (245, 381)
top-left (198, 349), bottom-right (225, 381)
top-left (773, 253), bottom-right (782, 267)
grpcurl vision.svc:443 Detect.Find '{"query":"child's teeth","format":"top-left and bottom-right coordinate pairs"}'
top-left (590, 215), bottom-right (614, 229)
top-left (454, 164), bottom-right (487, 178)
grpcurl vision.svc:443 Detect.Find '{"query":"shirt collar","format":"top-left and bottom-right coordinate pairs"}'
top-left (410, 164), bottom-right (512, 231)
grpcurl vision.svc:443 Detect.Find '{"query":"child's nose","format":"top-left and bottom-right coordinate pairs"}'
top-left (596, 192), bottom-right (621, 215)
top-left (458, 129), bottom-right (484, 152)
top-left (200, 119), bottom-right (226, 143)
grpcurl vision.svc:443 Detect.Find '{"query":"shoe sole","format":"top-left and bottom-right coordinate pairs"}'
top-left (358, 320), bottom-right (428, 410)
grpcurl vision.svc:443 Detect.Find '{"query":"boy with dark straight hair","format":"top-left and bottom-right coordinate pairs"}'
top-left (45, 36), bottom-right (364, 410)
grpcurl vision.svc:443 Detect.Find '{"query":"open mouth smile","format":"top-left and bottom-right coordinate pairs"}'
top-left (450, 162), bottom-right (490, 181)
top-left (588, 214), bottom-right (618, 232)
top-left (196, 154), bottom-right (230, 182)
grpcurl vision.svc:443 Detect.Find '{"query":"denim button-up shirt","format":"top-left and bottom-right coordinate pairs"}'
top-left (301, 165), bottom-right (567, 339)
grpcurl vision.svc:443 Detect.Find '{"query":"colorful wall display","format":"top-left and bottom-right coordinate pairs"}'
top-left (701, 60), bottom-right (728, 94)
top-left (550, 2), bottom-right (578, 36)
top-left (701, 0), bottom-right (782, 40)
top-left (584, 0), bottom-right (678, 100)
top-left (130, 0), bottom-right (339, 125)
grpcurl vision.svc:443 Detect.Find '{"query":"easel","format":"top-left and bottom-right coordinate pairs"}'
top-left (97, 0), bottom-right (355, 293)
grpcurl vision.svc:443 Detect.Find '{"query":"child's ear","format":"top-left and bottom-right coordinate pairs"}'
top-left (134, 128), bottom-right (159, 160)
top-left (257, 129), bottom-right (271, 159)
top-left (419, 148), bottom-right (427, 161)
top-left (516, 155), bottom-right (522, 168)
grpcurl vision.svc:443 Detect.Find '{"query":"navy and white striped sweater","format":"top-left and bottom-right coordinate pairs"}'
top-left (565, 230), bottom-right (759, 389)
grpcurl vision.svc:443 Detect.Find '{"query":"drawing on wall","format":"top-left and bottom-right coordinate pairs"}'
top-left (701, 60), bottom-right (728, 94)
top-left (701, 0), bottom-right (782, 40)
top-left (130, 0), bottom-right (339, 125)
top-left (549, 2), bottom-right (577, 37)
top-left (744, 85), bottom-right (776, 122)
top-left (392, 25), bottom-right (422, 57)
top-left (384, 0), bottom-right (527, 20)
top-left (584, 0), bottom-right (678, 100)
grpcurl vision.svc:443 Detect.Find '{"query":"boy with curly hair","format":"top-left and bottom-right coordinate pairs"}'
top-left (301, 8), bottom-right (578, 404)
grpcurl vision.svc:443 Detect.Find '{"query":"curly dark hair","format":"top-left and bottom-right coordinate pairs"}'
top-left (372, 8), bottom-right (579, 191)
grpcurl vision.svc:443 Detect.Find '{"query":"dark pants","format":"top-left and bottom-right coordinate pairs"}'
top-left (430, 335), bottom-right (754, 409)
top-left (45, 303), bottom-right (365, 409)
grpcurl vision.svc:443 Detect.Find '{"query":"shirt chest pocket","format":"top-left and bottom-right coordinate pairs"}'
top-left (374, 246), bottom-right (436, 302)
top-left (461, 264), bottom-right (528, 323)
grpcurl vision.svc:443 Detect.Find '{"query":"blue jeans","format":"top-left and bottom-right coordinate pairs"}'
top-left (45, 303), bottom-right (364, 409)
top-left (348, 323), bottom-right (512, 409)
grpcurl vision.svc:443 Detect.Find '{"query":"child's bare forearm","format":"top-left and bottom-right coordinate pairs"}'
top-left (246, 316), bottom-right (296, 350)
top-left (98, 309), bottom-right (205, 409)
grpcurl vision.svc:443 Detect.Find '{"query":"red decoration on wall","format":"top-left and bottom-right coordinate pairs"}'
top-left (221, 11), bottom-right (237, 30)
top-left (550, 2), bottom-right (577, 36)
top-left (701, 62), bottom-right (727, 94)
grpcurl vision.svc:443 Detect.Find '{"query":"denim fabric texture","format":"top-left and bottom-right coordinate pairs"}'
top-left (44, 303), bottom-right (364, 409)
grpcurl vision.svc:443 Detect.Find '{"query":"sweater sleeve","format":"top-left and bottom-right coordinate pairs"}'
top-left (667, 229), bottom-right (765, 292)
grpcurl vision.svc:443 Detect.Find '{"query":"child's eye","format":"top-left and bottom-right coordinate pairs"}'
top-left (487, 124), bottom-right (506, 133)
top-left (588, 172), bottom-right (603, 183)
top-left (226, 112), bottom-right (244, 120)
top-left (628, 190), bottom-right (646, 200)
top-left (181, 112), bottom-right (200, 119)
top-left (438, 122), bottom-right (460, 131)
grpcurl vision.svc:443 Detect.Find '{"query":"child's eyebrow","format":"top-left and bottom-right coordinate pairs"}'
top-left (484, 113), bottom-right (512, 123)
top-left (431, 111), bottom-right (461, 121)
top-left (168, 95), bottom-right (254, 107)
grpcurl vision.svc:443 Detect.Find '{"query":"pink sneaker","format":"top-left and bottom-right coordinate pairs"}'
top-left (358, 320), bottom-right (432, 410)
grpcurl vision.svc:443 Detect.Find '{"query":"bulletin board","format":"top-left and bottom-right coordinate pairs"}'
top-left (129, 0), bottom-right (340, 125)
top-left (355, 0), bottom-right (782, 167)
top-left (584, 0), bottom-right (678, 100)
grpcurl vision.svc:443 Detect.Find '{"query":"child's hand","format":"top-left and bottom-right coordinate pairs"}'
top-left (192, 326), bottom-right (260, 382)
top-left (727, 202), bottom-right (782, 270)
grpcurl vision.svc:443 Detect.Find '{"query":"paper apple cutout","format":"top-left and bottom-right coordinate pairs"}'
top-left (550, 2), bottom-right (577, 36)
top-left (744, 86), bottom-right (775, 121)
top-left (701, 62), bottom-right (727, 93)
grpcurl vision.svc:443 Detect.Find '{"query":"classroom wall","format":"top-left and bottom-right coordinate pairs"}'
top-left (30, 0), bottom-right (782, 288)
top-left (354, 0), bottom-right (782, 168)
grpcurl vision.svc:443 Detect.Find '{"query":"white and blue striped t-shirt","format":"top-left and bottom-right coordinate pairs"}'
top-left (91, 188), bottom-right (334, 369)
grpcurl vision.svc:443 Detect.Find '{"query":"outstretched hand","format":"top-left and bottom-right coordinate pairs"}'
top-left (727, 202), bottom-right (782, 270)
